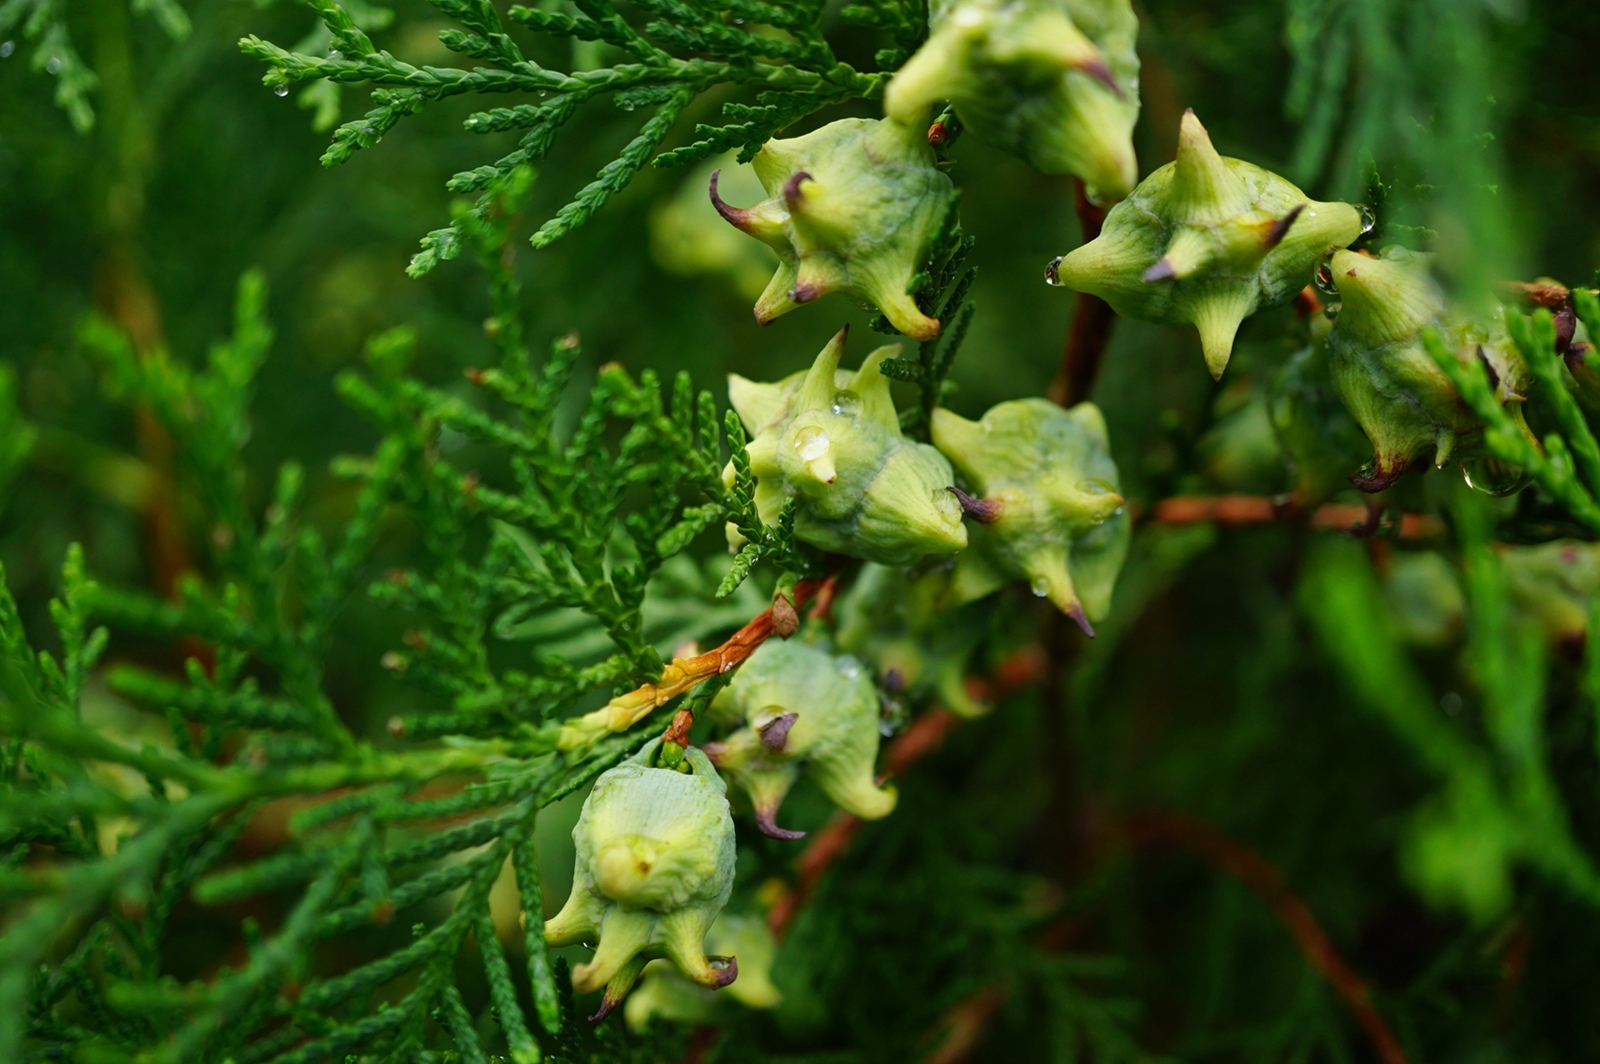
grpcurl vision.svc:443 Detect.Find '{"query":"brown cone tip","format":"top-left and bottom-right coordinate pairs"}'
top-left (1348, 457), bottom-right (1412, 494)
top-left (588, 993), bottom-right (623, 1025)
top-left (706, 956), bottom-right (740, 990)
top-left (948, 486), bottom-right (1004, 523)
top-left (1143, 258), bottom-right (1178, 284)
top-left (783, 171), bottom-right (812, 210)
top-left (1077, 56), bottom-right (1122, 97)
top-left (755, 805), bottom-right (806, 840)
top-left (1264, 204), bottom-right (1306, 250)
top-left (709, 170), bottom-right (756, 232)
top-left (759, 712), bottom-right (799, 752)
top-left (1066, 600), bottom-right (1096, 639)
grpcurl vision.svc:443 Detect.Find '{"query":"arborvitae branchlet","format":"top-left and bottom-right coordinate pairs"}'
top-left (710, 117), bottom-right (959, 340)
top-left (726, 328), bottom-right (968, 565)
top-left (1324, 246), bottom-right (1533, 492)
top-left (705, 638), bottom-right (896, 839)
top-left (544, 740), bottom-right (738, 1022)
top-left (931, 398), bottom-right (1129, 636)
top-left (1051, 109), bottom-right (1365, 380)
top-left (886, 0), bottom-right (1142, 200)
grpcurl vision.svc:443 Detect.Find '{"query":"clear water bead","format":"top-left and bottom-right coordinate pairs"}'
top-left (794, 427), bottom-right (830, 461)
top-left (830, 389), bottom-right (861, 418)
top-left (1044, 256), bottom-right (1065, 286)
top-left (273, 84), bottom-right (289, 97)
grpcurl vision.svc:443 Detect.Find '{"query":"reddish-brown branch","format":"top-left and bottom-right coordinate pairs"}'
top-left (767, 648), bottom-right (1046, 937)
top-left (661, 575), bottom-right (838, 746)
top-left (1050, 181), bottom-right (1117, 408)
top-left (1147, 494), bottom-right (1444, 540)
top-left (1127, 811), bottom-right (1408, 1064)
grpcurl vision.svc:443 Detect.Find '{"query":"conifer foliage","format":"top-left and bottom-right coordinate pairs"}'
top-left (5, 1), bottom-right (1600, 1062)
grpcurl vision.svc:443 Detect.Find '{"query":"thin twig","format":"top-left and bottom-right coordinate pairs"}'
top-left (1049, 180), bottom-right (1117, 407)
top-left (1146, 494), bottom-right (1444, 540)
top-left (660, 576), bottom-right (838, 747)
top-left (1127, 811), bottom-right (1409, 1064)
top-left (558, 576), bottom-right (839, 749)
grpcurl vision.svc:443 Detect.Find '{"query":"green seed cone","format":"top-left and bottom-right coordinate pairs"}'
top-left (623, 914), bottom-right (782, 1030)
top-left (706, 639), bottom-right (897, 839)
top-left (726, 329), bottom-right (969, 565)
top-left (834, 562), bottom-right (992, 719)
top-left (1324, 246), bottom-right (1532, 491)
top-left (1052, 110), bottom-right (1364, 379)
top-left (710, 117), bottom-right (958, 340)
top-left (930, 398), bottom-right (1130, 633)
top-left (885, 0), bottom-right (1141, 199)
top-left (544, 740), bottom-right (738, 1016)
top-left (1268, 316), bottom-right (1375, 505)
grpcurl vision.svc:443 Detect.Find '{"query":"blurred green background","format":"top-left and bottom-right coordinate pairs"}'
top-left (5, 0), bottom-right (1600, 1059)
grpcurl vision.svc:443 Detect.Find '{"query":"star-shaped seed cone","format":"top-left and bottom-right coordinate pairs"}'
top-left (623, 914), bottom-right (783, 1030)
top-left (725, 328), bottom-right (968, 565)
top-left (544, 740), bottom-right (738, 1022)
top-left (1268, 322), bottom-right (1374, 506)
top-left (709, 117), bottom-right (959, 340)
top-left (834, 562), bottom-right (992, 719)
top-left (704, 639), bottom-right (896, 839)
top-left (1324, 246), bottom-right (1533, 492)
top-left (1052, 109), bottom-right (1365, 379)
top-left (1502, 541), bottom-right (1600, 649)
top-left (931, 398), bottom-right (1130, 635)
top-left (885, 0), bottom-right (1141, 199)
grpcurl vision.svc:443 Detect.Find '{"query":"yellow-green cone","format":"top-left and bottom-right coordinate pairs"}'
top-left (1502, 540), bottom-right (1600, 650)
top-left (834, 562), bottom-right (992, 719)
top-left (1268, 315), bottom-right (1374, 505)
top-left (726, 328), bottom-right (968, 565)
top-left (710, 116), bottom-right (959, 340)
top-left (543, 739), bottom-right (738, 1022)
top-left (705, 639), bottom-right (896, 839)
top-left (885, 0), bottom-right (1141, 199)
top-left (623, 914), bottom-right (782, 1029)
top-left (1324, 246), bottom-right (1532, 491)
top-left (1051, 110), bottom-right (1365, 379)
top-left (930, 398), bottom-right (1129, 635)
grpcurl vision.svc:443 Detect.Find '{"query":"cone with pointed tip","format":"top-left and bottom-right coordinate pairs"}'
top-left (544, 739), bottom-right (738, 1019)
top-left (1268, 325), bottom-right (1374, 506)
top-left (930, 398), bottom-right (1130, 632)
top-left (704, 639), bottom-right (897, 839)
top-left (832, 562), bottom-right (993, 719)
top-left (1502, 540), bottom-right (1600, 649)
top-left (623, 914), bottom-right (783, 1030)
top-left (1052, 110), bottom-right (1365, 379)
top-left (724, 329), bottom-right (969, 564)
top-left (710, 117), bottom-right (958, 340)
top-left (885, 0), bottom-right (1141, 199)
top-left (1324, 246), bottom-right (1533, 491)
